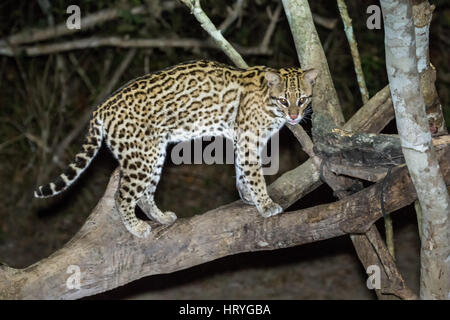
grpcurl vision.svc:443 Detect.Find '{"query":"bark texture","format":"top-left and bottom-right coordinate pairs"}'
top-left (380, 0), bottom-right (450, 300)
top-left (281, 0), bottom-right (344, 127)
top-left (1, 145), bottom-right (449, 299)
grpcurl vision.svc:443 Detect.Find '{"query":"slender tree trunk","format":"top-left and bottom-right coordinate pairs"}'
top-left (380, 0), bottom-right (450, 300)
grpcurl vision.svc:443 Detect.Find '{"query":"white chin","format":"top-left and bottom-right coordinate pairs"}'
top-left (287, 119), bottom-right (301, 125)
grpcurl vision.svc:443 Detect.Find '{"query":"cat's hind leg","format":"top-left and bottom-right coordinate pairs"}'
top-left (138, 193), bottom-right (177, 225)
top-left (115, 137), bottom-right (170, 238)
top-left (116, 168), bottom-right (152, 238)
top-left (136, 139), bottom-right (177, 225)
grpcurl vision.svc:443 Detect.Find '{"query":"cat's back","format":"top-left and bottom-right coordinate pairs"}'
top-left (98, 60), bottom-right (244, 108)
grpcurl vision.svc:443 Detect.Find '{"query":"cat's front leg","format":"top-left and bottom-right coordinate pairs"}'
top-left (235, 165), bottom-right (253, 205)
top-left (235, 142), bottom-right (283, 218)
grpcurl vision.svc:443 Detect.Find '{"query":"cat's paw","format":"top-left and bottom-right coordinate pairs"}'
top-left (259, 201), bottom-right (283, 218)
top-left (127, 220), bottom-right (152, 238)
top-left (156, 211), bottom-right (178, 225)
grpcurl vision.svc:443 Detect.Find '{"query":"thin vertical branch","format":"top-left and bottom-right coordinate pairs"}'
top-left (337, 0), bottom-right (394, 258)
top-left (336, 0), bottom-right (369, 104)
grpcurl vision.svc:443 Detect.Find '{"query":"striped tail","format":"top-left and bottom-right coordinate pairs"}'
top-left (34, 117), bottom-right (104, 198)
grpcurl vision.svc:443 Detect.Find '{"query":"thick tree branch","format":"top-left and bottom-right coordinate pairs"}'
top-left (1, 145), bottom-right (449, 299)
top-left (1, 0), bottom-right (436, 301)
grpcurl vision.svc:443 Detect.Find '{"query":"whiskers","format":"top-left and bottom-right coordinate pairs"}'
top-left (300, 105), bottom-right (313, 123)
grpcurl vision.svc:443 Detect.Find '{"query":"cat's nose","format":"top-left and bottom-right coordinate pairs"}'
top-left (289, 113), bottom-right (298, 120)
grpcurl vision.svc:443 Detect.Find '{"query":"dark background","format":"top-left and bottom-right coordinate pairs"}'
top-left (0, 0), bottom-right (448, 299)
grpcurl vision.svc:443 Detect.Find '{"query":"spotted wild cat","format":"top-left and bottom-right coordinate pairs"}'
top-left (34, 60), bottom-right (319, 238)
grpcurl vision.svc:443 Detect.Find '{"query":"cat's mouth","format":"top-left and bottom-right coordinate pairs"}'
top-left (287, 118), bottom-right (302, 125)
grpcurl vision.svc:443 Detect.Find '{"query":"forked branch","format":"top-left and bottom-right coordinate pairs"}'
top-left (2, 144), bottom-right (448, 299)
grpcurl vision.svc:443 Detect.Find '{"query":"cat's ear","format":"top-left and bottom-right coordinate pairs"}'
top-left (265, 71), bottom-right (281, 87)
top-left (303, 68), bottom-right (320, 85)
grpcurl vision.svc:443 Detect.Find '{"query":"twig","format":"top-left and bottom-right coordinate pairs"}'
top-left (37, 0), bottom-right (54, 26)
top-left (261, 4), bottom-right (282, 51)
top-left (95, 48), bottom-right (137, 104)
top-left (144, 50), bottom-right (151, 74)
top-left (0, 37), bottom-right (272, 57)
top-left (384, 210), bottom-right (395, 258)
top-left (53, 49), bottom-right (137, 163)
top-left (0, 135), bottom-right (25, 152)
top-left (337, 0), bottom-right (369, 104)
top-left (0, 2), bottom-right (177, 46)
top-left (218, 0), bottom-right (245, 33)
top-left (68, 53), bottom-right (96, 94)
top-left (180, 0), bottom-right (248, 68)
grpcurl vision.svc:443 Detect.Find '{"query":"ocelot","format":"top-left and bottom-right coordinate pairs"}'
top-left (35, 60), bottom-right (319, 238)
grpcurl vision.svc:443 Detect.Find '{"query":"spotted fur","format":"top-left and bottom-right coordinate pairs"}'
top-left (34, 60), bottom-right (318, 238)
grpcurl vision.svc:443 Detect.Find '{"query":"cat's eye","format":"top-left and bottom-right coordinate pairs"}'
top-left (278, 98), bottom-right (288, 106)
top-left (298, 97), bottom-right (307, 105)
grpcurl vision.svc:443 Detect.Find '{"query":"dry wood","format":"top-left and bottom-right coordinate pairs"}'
top-left (412, 1), bottom-right (447, 134)
top-left (0, 37), bottom-right (272, 57)
top-left (1, 0), bottom-right (441, 301)
top-left (381, 0), bottom-right (450, 299)
top-left (314, 130), bottom-right (404, 168)
top-left (281, 0), bottom-right (344, 127)
top-left (1, 145), bottom-right (448, 299)
top-left (0, 3), bottom-right (176, 47)
top-left (353, 227), bottom-right (418, 299)
top-left (281, 0), bottom-right (412, 300)
top-left (286, 123), bottom-right (435, 300)
top-left (315, 134), bottom-right (450, 182)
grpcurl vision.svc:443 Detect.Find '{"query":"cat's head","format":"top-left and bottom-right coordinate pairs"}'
top-left (265, 68), bottom-right (319, 125)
